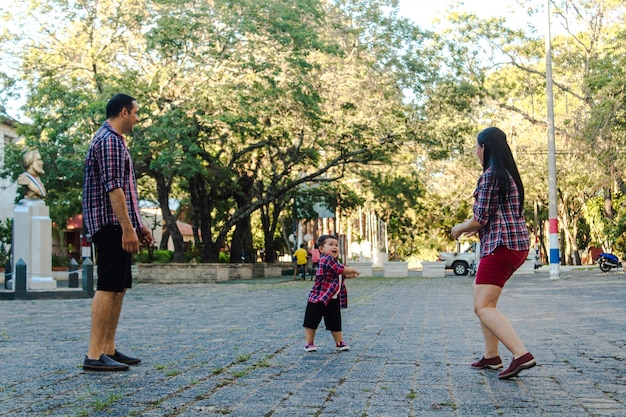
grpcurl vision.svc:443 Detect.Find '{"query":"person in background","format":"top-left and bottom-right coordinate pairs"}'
top-left (303, 234), bottom-right (359, 352)
top-left (451, 126), bottom-right (536, 380)
top-left (82, 93), bottom-right (153, 372)
top-left (309, 243), bottom-right (320, 280)
top-left (294, 243), bottom-right (308, 280)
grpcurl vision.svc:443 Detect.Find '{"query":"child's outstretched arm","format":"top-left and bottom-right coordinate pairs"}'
top-left (343, 267), bottom-right (360, 279)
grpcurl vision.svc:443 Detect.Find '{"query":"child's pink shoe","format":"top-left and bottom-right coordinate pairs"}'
top-left (336, 341), bottom-right (350, 351)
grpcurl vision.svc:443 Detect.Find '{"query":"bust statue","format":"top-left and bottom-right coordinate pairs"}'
top-left (17, 150), bottom-right (46, 199)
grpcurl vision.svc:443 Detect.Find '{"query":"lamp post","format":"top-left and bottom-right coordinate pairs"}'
top-left (545, 0), bottom-right (560, 278)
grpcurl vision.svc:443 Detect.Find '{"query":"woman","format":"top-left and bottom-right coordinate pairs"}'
top-left (451, 127), bottom-right (536, 379)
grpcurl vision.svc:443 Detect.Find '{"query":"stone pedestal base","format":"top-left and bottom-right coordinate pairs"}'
top-left (30, 276), bottom-right (57, 290)
top-left (13, 199), bottom-right (56, 290)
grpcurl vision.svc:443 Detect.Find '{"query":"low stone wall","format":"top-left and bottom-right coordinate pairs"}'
top-left (137, 263), bottom-right (226, 284)
top-left (136, 263), bottom-right (285, 284)
top-left (252, 263), bottom-right (283, 278)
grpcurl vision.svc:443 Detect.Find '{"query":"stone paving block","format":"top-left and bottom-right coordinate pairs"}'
top-left (0, 270), bottom-right (625, 416)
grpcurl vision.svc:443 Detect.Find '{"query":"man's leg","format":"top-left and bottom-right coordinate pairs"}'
top-left (103, 289), bottom-right (126, 355)
top-left (87, 290), bottom-right (126, 359)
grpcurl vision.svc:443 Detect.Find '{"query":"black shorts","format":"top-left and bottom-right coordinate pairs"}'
top-left (92, 225), bottom-right (133, 292)
top-left (303, 299), bottom-right (342, 332)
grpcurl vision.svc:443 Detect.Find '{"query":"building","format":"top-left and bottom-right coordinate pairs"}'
top-left (0, 116), bottom-right (19, 220)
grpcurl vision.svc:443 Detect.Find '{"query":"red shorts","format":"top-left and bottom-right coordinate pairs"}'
top-left (475, 246), bottom-right (528, 288)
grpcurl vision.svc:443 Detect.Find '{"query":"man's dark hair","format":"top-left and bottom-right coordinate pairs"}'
top-left (106, 94), bottom-right (136, 119)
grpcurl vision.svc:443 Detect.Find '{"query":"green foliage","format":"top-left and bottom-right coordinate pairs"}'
top-left (136, 250), bottom-right (174, 264)
top-left (0, 219), bottom-right (12, 267)
top-left (51, 254), bottom-right (70, 268)
top-left (184, 245), bottom-right (202, 263)
top-left (219, 251), bottom-right (230, 263)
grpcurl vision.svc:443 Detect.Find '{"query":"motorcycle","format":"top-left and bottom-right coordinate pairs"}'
top-left (597, 253), bottom-right (622, 272)
top-left (468, 260), bottom-right (477, 276)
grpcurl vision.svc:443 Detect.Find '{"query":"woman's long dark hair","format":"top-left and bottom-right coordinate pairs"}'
top-left (477, 127), bottom-right (524, 215)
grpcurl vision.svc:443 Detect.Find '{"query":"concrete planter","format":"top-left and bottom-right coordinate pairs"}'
top-left (421, 261), bottom-right (446, 278)
top-left (373, 251), bottom-right (388, 268)
top-left (349, 261), bottom-right (373, 278)
top-left (383, 261), bottom-right (409, 277)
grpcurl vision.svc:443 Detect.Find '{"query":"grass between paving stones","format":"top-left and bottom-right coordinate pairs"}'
top-left (74, 390), bottom-right (124, 416)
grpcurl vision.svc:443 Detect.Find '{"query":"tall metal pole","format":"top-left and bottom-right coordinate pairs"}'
top-left (545, 0), bottom-right (560, 278)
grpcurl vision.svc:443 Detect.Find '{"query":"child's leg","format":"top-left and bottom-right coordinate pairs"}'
top-left (331, 331), bottom-right (343, 344)
top-left (305, 327), bottom-right (317, 344)
top-left (303, 302), bottom-right (323, 345)
top-left (326, 300), bottom-right (344, 344)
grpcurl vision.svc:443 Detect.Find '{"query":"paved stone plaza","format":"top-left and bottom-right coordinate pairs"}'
top-left (0, 267), bottom-right (624, 416)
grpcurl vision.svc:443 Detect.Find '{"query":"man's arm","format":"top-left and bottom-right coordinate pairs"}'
top-left (108, 188), bottom-right (139, 254)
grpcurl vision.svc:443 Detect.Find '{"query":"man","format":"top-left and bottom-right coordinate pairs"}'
top-left (17, 150), bottom-right (46, 199)
top-left (82, 94), bottom-right (153, 371)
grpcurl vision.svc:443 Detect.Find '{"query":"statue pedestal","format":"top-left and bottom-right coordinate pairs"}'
top-left (13, 199), bottom-right (56, 290)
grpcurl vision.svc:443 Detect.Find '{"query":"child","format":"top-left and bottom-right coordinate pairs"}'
top-left (303, 234), bottom-right (360, 352)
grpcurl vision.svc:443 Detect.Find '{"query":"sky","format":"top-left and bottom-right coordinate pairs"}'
top-left (397, 0), bottom-right (530, 30)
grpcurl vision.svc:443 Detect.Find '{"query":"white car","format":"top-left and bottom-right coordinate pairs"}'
top-left (438, 242), bottom-right (480, 276)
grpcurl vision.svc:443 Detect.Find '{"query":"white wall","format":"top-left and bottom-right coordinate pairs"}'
top-left (0, 122), bottom-right (19, 221)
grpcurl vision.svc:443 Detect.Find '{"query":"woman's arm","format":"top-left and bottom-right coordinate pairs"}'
top-left (451, 218), bottom-right (483, 240)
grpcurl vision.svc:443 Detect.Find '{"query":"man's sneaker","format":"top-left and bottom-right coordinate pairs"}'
top-left (109, 350), bottom-right (141, 365)
top-left (336, 341), bottom-right (350, 351)
top-left (471, 355), bottom-right (503, 370)
top-left (498, 352), bottom-right (536, 379)
top-left (304, 343), bottom-right (317, 352)
top-left (83, 354), bottom-right (129, 372)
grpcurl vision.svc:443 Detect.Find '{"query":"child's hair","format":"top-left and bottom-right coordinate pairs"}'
top-left (317, 234), bottom-right (336, 248)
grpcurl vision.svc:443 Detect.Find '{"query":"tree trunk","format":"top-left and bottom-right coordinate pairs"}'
top-left (260, 200), bottom-right (285, 263)
top-left (231, 218), bottom-right (253, 263)
top-left (159, 229), bottom-right (169, 250)
top-left (230, 174), bottom-right (255, 263)
top-left (155, 175), bottom-right (185, 262)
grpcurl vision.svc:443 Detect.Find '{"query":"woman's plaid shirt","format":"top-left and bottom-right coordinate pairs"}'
top-left (473, 167), bottom-right (530, 258)
top-left (307, 254), bottom-right (348, 309)
top-left (82, 122), bottom-right (142, 237)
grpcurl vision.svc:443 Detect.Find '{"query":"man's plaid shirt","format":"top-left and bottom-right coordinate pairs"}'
top-left (307, 254), bottom-right (348, 309)
top-left (473, 167), bottom-right (530, 258)
top-left (82, 121), bottom-right (142, 237)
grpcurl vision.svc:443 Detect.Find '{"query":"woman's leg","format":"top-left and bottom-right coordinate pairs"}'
top-left (474, 284), bottom-right (528, 359)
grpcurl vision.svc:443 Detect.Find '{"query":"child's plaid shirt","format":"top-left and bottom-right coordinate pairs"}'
top-left (307, 254), bottom-right (348, 308)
